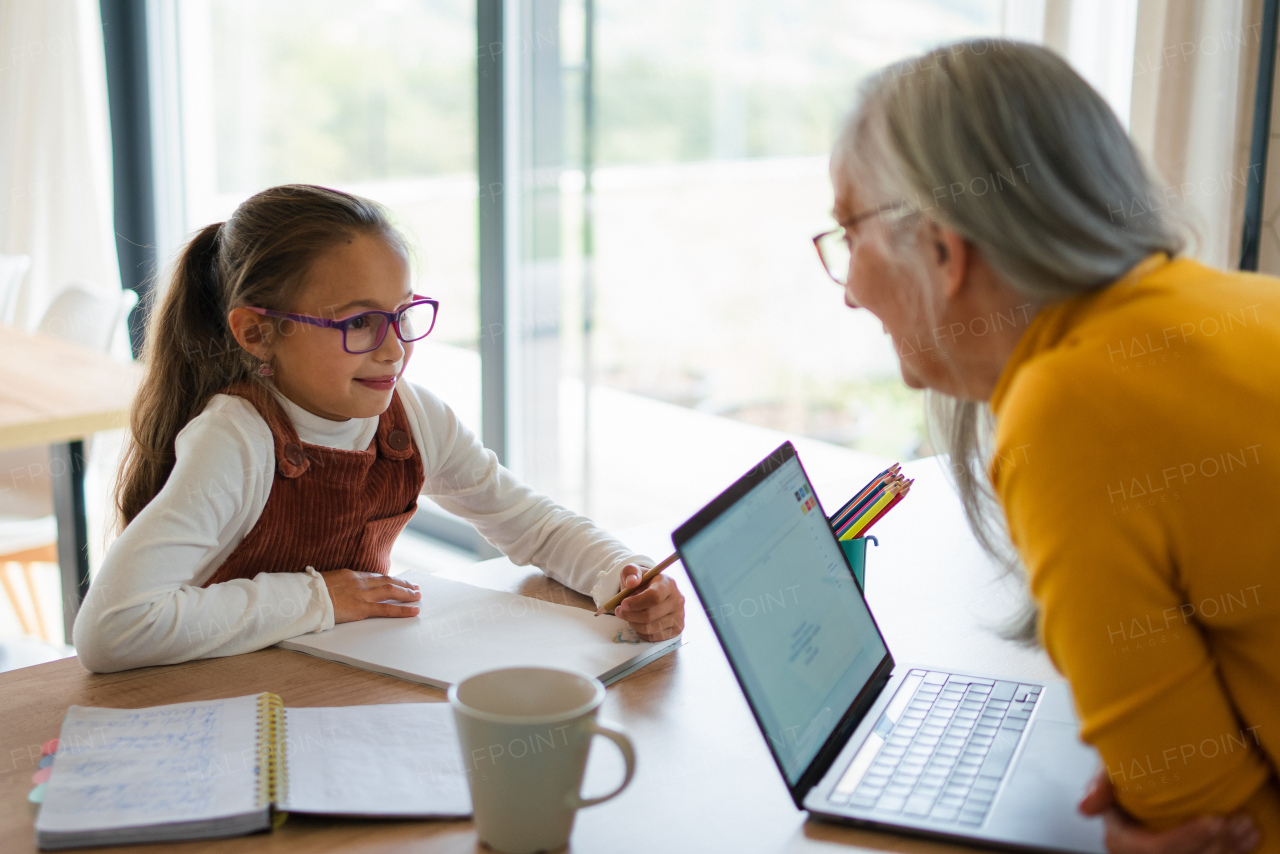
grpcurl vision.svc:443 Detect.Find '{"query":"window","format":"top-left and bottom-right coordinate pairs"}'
top-left (152, 1), bottom-right (1131, 538)
top-left (548, 0), bottom-right (1009, 530)
top-left (168, 0), bottom-right (482, 429)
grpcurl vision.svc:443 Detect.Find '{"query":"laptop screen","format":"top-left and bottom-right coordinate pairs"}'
top-left (677, 450), bottom-right (889, 784)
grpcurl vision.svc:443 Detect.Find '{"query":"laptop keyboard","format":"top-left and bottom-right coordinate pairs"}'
top-left (827, 670), bottom-right (1042, 826)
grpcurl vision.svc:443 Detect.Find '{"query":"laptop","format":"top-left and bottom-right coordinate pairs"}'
top-left (672, 442), bottom-right (1105, 853)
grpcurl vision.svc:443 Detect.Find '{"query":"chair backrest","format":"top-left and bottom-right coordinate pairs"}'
top-left (0, 254), bottom-right (32, 326)
top-left (37, 281), bottom-right (138, 354)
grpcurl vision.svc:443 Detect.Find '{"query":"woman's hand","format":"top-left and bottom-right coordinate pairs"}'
top-left (1079, 770), bottom-right (1260, 854)
top-left (322, 569), bottom-right (421, 624)
top-left (612, 564), bottom-right (684, 641)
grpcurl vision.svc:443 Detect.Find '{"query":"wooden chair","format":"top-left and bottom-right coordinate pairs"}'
top-left (0, 517), bottom-right (58, 643)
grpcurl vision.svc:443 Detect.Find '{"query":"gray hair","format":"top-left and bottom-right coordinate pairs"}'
top-left (833, 39), bottom-right (1186, 642)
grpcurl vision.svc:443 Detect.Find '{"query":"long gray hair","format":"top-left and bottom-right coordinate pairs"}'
top-left (834, 39), bottom-right (1186, 641)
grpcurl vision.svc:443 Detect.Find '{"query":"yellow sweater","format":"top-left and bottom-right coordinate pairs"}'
top-left (989, 254), bottom-right (1280, 841)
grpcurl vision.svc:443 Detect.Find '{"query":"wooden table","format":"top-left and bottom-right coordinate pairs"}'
top-left (0, 456), bottom-right (1069, 853)
top-left (0, 325), bottom-right (141, 644)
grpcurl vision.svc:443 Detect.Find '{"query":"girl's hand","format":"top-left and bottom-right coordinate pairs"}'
top-left (1078, 770), bottom-right (1259, 854)
top-left (612, 564), bottom-right (684, 641)
top-left (322, 569), bottom-right (421, 624)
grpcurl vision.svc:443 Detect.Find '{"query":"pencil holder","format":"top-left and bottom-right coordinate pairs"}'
top-left (839, 535), bottom-right (877, 589)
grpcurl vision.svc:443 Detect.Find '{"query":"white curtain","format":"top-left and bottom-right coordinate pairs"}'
top-left (1246, 6), bottom-right (1280, 275)
top-left (0, 0), bottom-right (120, 328)
top-left (1129, 0), bottom-right (1263, 271)
top-left (1004, 0), bottom-right (1267, 272)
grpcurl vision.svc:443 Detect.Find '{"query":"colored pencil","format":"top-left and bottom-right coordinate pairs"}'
top-left (832, 473), bottom-right (898, 532)
top-left (854, 481), bottom-right (912, 537)
top-left (828, 464), bottom-right (900, 530)
top-left (829, 464), bottom-right (898, 526)
top-left (842, 487), bottom-right (899, 540)
top-left (834, 474), bottom-right (905, 537)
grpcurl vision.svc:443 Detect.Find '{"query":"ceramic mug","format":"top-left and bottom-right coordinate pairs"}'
top-left (448, 666), bottom-right (635, 854)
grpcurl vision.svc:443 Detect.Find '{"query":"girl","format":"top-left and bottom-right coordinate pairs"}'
top-left (74, 184), bottom-right (683, 673)
top-left (818, 40), bottom-right (1276, 854)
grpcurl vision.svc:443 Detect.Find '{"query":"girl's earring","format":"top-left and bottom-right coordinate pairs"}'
top-left (258, 362), bottom-right (274, 377)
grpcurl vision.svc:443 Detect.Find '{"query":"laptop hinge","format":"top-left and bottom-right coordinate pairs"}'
top-left (790, 653), bottom-right (896, 808)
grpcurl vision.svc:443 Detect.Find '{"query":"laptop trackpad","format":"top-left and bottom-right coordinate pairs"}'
top-left (991, 720), bottom-right (1106, 854)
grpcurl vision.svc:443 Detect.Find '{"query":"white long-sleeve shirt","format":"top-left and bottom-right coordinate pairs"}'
top-left (74, 382), bottom-right (649, 673)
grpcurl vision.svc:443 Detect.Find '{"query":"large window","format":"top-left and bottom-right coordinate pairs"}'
top-left (155, 1), bottom-right (1075, 538)
top-left (550, 0), bottom-right (1007, 529)
top-left (169, 0), bottom-right (482, 430)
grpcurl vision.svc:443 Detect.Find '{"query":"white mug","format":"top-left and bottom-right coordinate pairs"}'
top-left (448, 666), bottom-right (635, 854)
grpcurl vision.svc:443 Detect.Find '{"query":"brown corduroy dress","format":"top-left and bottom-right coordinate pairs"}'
top-left (201, 382), bottom-right (425, 586)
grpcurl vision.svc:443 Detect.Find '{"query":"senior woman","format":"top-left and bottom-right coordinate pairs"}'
top-left (817, 39), bottom-right (1279, 853)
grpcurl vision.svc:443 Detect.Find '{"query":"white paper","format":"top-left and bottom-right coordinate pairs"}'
top-left (279, 703), bottom-right (470, 817)
top-left (36, 695), bottom-right (263, 834)
top-left (277, 571), bottom-right (680, 688)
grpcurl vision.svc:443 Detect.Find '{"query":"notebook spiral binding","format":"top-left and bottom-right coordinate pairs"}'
top-left (255, 692), bottom-right (288, 812)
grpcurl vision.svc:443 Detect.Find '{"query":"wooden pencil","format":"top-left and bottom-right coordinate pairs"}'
top-left (594, 551), bottom-right (680, 616)
top-left (829, 464), bottom-right (900, 530)
top-left (855, 480), bottom-right (912, 537)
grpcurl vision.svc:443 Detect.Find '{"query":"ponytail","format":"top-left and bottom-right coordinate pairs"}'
top-left (115, 184), bottom-right (406, 529)
top-left (115, 222), bottom-right (260, 527)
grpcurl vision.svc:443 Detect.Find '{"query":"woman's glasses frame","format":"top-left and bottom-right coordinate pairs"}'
top-left (812, 201), bottom-right (914, 285)
top-left (244, 295), bottom-right (440, 354)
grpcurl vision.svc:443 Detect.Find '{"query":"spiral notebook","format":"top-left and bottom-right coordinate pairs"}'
top-left (33, 693), bottom-right (470, 850)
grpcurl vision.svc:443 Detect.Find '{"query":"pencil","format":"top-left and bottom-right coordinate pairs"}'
top-left (842, 487), bottom-right (897, 540)
top-left (829, 464), bottom-right (900, 530)
top-left (834, 474), bottom-right (904, 537)
top-left (829, 465), bottom-right (898, 527)
top-left (841, 486), bottom-right (899, 540)
top-left (595, 551), bottom-right (680, 616)
top-left (854, 480), bottom-right (912, 537)
top-left (832, 475), bottom-right (895, 534)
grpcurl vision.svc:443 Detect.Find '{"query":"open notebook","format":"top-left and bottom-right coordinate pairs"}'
top-left (34, 693), bottom-right (469, 851)
top-left (277, 570), bottom-right (682, 688)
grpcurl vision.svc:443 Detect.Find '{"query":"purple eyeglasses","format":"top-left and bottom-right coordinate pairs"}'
top-left (245, 296), bottom-right (439, 354)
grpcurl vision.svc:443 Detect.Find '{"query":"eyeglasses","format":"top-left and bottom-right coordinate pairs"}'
top-left (812, 201), bottom-right (914, 285)
top-left (246, 296), bottom-right (439, 354)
